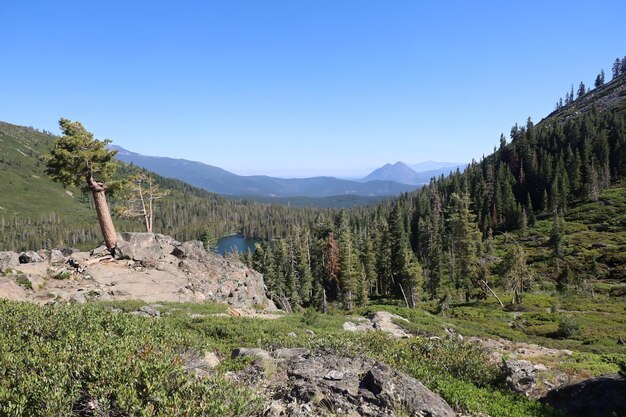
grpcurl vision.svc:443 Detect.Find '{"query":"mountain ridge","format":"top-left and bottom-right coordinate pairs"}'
top-left (111, 145), bottom-right (418, 197)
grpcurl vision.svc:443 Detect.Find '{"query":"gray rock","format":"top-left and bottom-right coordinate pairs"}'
top-left (343, 320), bottom-right (373, 332)
top-left (37, 250), bottom-right (50, 261)
top-left (240, 349), bottom-right (455, 417)
top-left (26, 274), bottom-right (45, 291)
top-left (369, 311), bottom-right (412, 338)
top-left (504, 359), bottom-right (538, 395)
top-left (114, 232), bottom-right (179, 262)
top-left (541, 374), bottom-right (626, 417)
top-left (343, 311), bottom-right (411, 338)
top-left (172, 240), bottom-right (206, 261)
top-left (0, 251), bottom-right (20, 271)
top-left (49, 249), bottom-right (66, 264)
top-left (58, 247), bottom-right (79, 257)
top-left (138, 305), bottom-right (161, 317)
top-left (70, 292), bottom-right (87, 304)
top-left (0, 277), bottom-right (28, 300)
top-left (18, 251), bottom-right (44, 264)
top-left (231, 348), bottom-right (272, 363)
top-left (201, 352), bottom-right (221, 369)
top-left (88, 288), bottom-right (111, 301)
top-left (182, 351), bottom-right (221, 378)
top-left (273, 348), bottom-right (309, 360)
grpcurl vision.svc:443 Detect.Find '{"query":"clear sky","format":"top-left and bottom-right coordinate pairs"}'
top-left (2, 1), bottom-right (625, 177)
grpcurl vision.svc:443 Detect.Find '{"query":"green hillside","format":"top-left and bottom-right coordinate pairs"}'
top-left (0, 122), bottom-right (341, 251)
top-left (0, 122), bottom-right (92, 219)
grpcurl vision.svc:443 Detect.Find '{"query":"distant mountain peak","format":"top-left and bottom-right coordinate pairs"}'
top-left (362, 161), bottom-right (420, 185)
top-left (362, 161), bottom-right (466, 186)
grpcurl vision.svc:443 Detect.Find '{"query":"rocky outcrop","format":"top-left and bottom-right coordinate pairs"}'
top-left (0, 232), bottom-right (275, 309)
top-left (0, 251), bottom-right (19, 270)
top-left (540, 374), bottom-right (626, 417)
top-left (343, 311), bottom-right (412, 338)
top-left (229, 348), bottom-right (456, 417)
top-left (465, 336), bottom-right (572, 397)
top-left (18, 251), bottom-right (44, 264)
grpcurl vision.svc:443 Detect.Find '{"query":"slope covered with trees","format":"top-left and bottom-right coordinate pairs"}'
top-left (245, 59), bottom-right (626, 311)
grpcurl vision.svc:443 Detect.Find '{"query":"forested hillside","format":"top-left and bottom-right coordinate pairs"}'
top-left (246, 63), bottom-right (626, 311)
top-left (0, 123), bottom-right (344, 251)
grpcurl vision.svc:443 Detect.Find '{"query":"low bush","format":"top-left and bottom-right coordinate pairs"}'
top-left (556, 315), bottom-right (580, 339)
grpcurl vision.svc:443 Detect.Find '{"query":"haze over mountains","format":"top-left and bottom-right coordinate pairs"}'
top-left (112, 145), bottom-right (460, 198)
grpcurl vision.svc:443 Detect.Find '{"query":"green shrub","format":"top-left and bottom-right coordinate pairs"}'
top-left (301, 307), bottom-right (320, 326)
top-left (0, 300), bottom-right (262, 416)
top-left (602, 354), bottom-right (626, 377)
top-left (556, 315), bottom-right (580, 339)
top-left (14, 275), bottom-right (32, 290)
top-left (53, 270), bottom-right (71, 280)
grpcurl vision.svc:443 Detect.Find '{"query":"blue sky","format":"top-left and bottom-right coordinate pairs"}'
top-left (2, 1), bottom-right (625, 177)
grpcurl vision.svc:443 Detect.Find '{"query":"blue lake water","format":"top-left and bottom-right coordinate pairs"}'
top-left (215, 234), bottom-right (257, 256)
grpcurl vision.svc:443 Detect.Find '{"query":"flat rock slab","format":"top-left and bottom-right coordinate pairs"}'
top-left (343, 311), bottom-right (412, 338)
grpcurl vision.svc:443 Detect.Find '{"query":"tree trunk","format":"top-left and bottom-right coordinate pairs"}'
top-left (398, 283), bottom-right (410, 308)
top-left (480, 279), bottom-right (504, 308)
top-left (86, 172), bottom-right (117, 251)
top-left (409, 285), bottom-right (418, 308)
top-left (92, 189), bottom-right (117, 250)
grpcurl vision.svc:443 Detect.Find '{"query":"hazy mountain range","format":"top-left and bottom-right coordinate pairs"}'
top-left (111, 146), bottom-right (462, 198)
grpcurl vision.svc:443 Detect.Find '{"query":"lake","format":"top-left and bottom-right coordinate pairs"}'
top-left (214, 234), bottom-right (257, 256)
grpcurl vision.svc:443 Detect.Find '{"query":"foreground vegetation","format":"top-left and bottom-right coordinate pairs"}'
top-left (2, 295), bottom-right (624, 417)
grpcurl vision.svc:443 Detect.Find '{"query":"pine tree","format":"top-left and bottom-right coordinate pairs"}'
top-left (45, 119), bottom-right (119, 252)
top-left (556, 263), bottom-right (573, 293)
top-left (359, 235), bottom-right (376, 297)
top-left (295, 229), bottom-right (313, 305)
top-left (426, 183), bottom-right (444, 299)
top-left (337, 211), bottom-right (357, 310)
top-left (447, 193), bottom-right (482, 301)
top-left (520, 206), bottom-right (528, 238)
top-left (577, 81), bottom-right (586, 98)
top-left (613, 58), bottom-right (621, 79)
top-left (355, 261), bottom-right (369, 307)
top-left (499, 242), bottom-right (531, 304)
top-left (375, 219), bottom-right (393, 296)
top-left (403, 254), bottom-right (424, 307)
top-left (549, 210), bottom-right (564, 258)
top-left (588, 159), bottom-right (599, 201)
top-left (388, 202), bottom-right (410, 298)
top-left (323, 233), bottom-right (340, 299)
top-left (595, 69), bottom-right (605, 88)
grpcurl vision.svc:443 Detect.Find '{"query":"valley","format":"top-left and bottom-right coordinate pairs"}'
top-left (1, 11), bottom-right (626, 414)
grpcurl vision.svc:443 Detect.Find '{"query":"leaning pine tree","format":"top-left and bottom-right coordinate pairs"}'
top-left (46, 118), bottom-right (119, 253)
